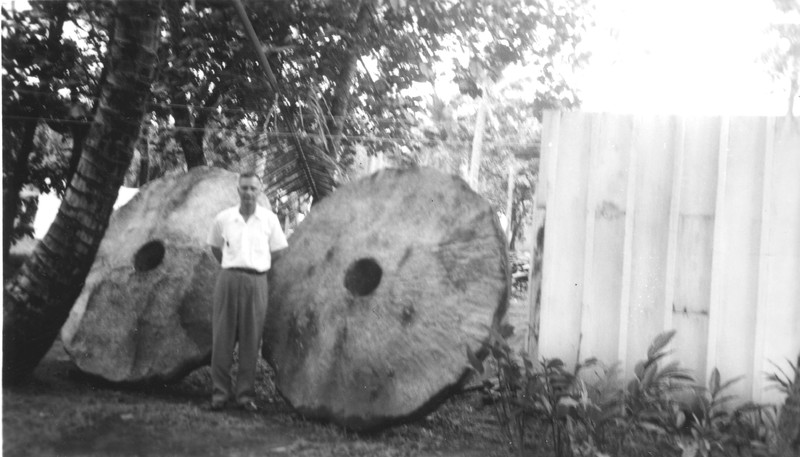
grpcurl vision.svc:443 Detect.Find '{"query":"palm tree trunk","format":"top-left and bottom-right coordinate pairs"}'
top-left (179, 82), bottom-right (223, 169)
top-left (505, 161), bottom-right (515, 246)
top-left (164, 1), bottom-right (207, 169)
top-left (325, 1), bottom-right (370, 157)
top-left (137, 125), bottom-right (152, 186)
top-left (3, 0), bottom-right (163, 384)
top-left (67, 27), bottom-right (112, 184)
top-left (173, 106), bottom-right (207, 169)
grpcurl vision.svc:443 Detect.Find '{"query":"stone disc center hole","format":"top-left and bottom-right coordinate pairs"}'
top-left (344, 258), bottom-right (382, 296)
top-left (134, 240), bottom-right (165, 272)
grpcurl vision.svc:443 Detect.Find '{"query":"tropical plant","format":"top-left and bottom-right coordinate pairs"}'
top-left (622, 331), bottom-right (695, 436)
top-left (769, 356), bottom-right (800, 457)
top-left (472, 328), bottom-right (783, 457)
top-left (762, 0), bottom-right (800, 116)
top-left (467, 323), bottom-right (521, 453)
top-left (671, 370), bottom-right (773, 457)
top-left (470, 324), bottom-right (613, 457)
top-left (2, 0), bottom-right (109, 256)
top-left (610, 332), bottom-right (774, 457)
top-left (767, 358), bottom-right (799, 397)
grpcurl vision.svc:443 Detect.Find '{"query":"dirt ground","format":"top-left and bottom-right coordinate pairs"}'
top-left (3, 293), bottom-right (534, 457)
top-left (3, 339), bottom-right (521, 457)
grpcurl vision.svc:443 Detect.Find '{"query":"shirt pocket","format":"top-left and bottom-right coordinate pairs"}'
top-left (223, 224), bottom-right (244, 257)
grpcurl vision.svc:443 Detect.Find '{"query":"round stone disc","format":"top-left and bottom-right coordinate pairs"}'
top-left (263, 167), bottom-right (509, 431)
top-left (62, 167), bottom-right (269, 383)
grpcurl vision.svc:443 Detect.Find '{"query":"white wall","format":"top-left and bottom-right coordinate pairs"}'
top-left (530, 112), bottom-right (800, 405)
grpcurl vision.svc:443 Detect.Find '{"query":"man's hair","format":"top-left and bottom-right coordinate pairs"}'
top-left (239, 170), bottom-right (259, 180)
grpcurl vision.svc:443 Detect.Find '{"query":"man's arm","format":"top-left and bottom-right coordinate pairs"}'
top-left (270, 247), bottom-right (286, 264)
top-left (267, 212), bottom-right (289, 262)
top-left (211, 246), bottom-right (223, 264)
top-left (208, 214), bottom-right (224, 264)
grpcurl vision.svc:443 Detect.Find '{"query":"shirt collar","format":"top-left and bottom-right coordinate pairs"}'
top-left (236, 204), bottom-right (267, 222)
top-left (253, 205), bottom-right (269, 220)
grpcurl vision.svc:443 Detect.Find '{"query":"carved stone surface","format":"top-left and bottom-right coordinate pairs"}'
top-left (62, 167), bottom-right (267, 383)
top-left (263, 167), bottom-right (509, 431)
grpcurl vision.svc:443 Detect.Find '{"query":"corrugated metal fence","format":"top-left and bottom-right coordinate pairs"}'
top-left (527, 112), bottom-right (800, 404)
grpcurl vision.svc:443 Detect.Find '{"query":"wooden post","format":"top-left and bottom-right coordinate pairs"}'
top-left (669, 116), bottom-right (722, 385)
top-left (753, 116), bottom-right (777, 403)
top-left (505, 160), bottom-right (516, 246)
top-left (468, 96), bottom-right (489, 189)
top-left (527, 111), bottom-right (561, 357)
top-left (578, 114), bottom-right (635, 366)
top-left (617, 116), bottom-right (641, 374)
top-left (753, 116), bottom-right (800, 405)
top-left (621, 116), bottom-right (679, 373)
top-left (578, 117), bottom-right (600, 367)
top-left (537, 112), bottom-right (592, 365)
top-left (662, 118), bottom-right (686, 337)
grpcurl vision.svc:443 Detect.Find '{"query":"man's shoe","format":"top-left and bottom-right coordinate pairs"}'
top-left (239, 401), bottom-right (258, 412)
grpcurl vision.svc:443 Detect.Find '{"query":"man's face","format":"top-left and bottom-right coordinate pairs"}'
top-left (238, 176), bottom-right (261, 205)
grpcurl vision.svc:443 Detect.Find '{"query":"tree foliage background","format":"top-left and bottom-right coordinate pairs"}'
top-left (3, 0), bottom-right (594, 257)
top-left (763, 0), bottom-right (800, 116)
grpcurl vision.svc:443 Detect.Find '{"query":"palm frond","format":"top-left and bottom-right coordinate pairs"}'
top-left (258, 136), bottom-right (338, 201)
top-left (229, 1), bottom-right (339, 203)
top-left (258, 89), bottom-right (342, 202)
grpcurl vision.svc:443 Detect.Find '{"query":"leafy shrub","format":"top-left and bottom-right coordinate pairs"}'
top-left (470, 328), bottom-right (779, 457)
top-left (768, 357), bottom-right (800, 457)
top-left (469, 324), bottom-right (612, 457)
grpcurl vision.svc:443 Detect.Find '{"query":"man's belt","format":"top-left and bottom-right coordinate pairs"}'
top-left (226, 267), bottom-right (267, 275)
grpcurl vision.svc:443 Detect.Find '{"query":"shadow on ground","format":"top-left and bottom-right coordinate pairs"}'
top-left (3, 339), bottom-right (519, 457)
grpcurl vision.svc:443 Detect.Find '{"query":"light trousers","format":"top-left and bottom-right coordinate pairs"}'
top-left (211, 269), bottom-right (268, 405)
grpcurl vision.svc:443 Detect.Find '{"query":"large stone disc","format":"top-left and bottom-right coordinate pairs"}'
top-left (61, 167), bottom-right (268, 383)
top-left (263, 167), bottom-right (509, 431)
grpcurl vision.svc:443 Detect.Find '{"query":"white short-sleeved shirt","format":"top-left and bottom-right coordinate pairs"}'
top-left (207, 205), bottom-right (288, 272)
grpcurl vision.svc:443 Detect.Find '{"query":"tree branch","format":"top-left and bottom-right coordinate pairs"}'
top-left (3, 1), bottom-right (70, 258)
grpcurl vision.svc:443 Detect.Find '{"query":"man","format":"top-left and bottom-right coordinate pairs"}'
top-left (206, 171), bottom-right (288, 412)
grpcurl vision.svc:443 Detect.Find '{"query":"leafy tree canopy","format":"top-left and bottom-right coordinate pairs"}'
top-left (763, 0), bottom-right (800, 115)
top-left (3, 0), bottom-right (594, 243)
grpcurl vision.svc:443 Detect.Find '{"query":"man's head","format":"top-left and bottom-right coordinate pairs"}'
top-left (237, 171), bottom-right (262, 210)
